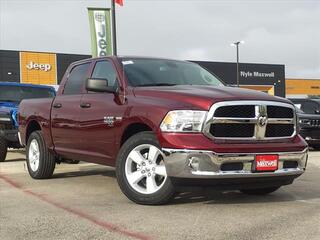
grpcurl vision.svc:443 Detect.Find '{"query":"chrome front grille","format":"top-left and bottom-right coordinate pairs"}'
top-left (267, 106), bottom-right (294, 118)
top-left (209, 124), bottom-right (255, 138)
top-left (299, 118), bottom-right (320, 128)
top-left (203, 101), bottom-right (296, 140)
top-left (214, 105), bottom-right (255, 118)
top-left (310, 119), bottom-right (320, 128)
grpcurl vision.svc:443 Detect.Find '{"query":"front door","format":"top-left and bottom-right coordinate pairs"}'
top-left (78, 60), bottom-right (125, 165)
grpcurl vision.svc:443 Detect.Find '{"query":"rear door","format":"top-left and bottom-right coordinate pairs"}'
top-left (77, 60), bottom-right (125, 165)
top-left (51, 62), bottom-right (91, 159)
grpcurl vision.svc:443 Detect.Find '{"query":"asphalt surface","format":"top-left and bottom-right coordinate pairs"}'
top-left (0, 150), bottom-right (319, 240)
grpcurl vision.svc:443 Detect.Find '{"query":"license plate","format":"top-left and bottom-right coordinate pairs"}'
top-left (255, 155), bottom-right (279, 171)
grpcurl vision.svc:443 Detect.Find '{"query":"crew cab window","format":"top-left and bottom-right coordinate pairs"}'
top-left (302, 102), bottom-right (319, 114)
top-left (63, 63), bottom-right (90, 95)
top-left (91, 61), bottom-right (118, 87)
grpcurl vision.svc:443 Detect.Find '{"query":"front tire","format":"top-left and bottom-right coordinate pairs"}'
top-left (26, 131), bottom-right (56, 179)
top-left (240, 186), bottom-right (280, 195)
top-left (116, 132), bottom-right (175, 205)
top-left (0, 137), bottom-right (8, 162)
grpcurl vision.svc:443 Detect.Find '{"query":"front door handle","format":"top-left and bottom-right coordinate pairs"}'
top-left (53, 103), bottom-right (62, 109)
top-left (80, 102), bottom-right (91, 108)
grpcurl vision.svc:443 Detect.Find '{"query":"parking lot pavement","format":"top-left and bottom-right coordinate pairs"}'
top-left (0, 150), bottom-right (319, 240)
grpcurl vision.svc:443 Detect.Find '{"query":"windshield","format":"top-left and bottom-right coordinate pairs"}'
top-left (0, 85), bottom-right (55, 103)
top-left (122, 58), bottom-right (224, 87)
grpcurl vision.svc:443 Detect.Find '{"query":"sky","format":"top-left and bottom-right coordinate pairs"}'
top-left (0, 0), bottom-right (319, 79)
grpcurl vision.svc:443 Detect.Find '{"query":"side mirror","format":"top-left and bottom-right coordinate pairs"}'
top-left (86, 78), bottom-right (116, 93)
top-left (315, 110), bottom-right (320, 115)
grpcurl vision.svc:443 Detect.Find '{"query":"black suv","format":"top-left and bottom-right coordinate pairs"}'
top-left (290, 98), bottom-right (320, 150)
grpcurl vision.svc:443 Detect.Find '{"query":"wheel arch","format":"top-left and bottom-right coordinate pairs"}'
top-left (120, 122), bottom-right (155, 147)
top-left (25, 120), bottom-right (42, 144)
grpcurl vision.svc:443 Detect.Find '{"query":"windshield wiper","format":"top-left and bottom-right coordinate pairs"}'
top-left (136, 83), bottom-right (177, 87)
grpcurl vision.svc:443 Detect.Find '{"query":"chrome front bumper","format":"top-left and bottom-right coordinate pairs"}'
top-left (162, 148), bottom-right (308, 179)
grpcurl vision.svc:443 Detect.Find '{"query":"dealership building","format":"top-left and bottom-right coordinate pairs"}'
top-left (193, 60), bottom-right (286, 97)
top-left (0, 49), bottom-right (319, 98)
top-left (0, 50), bottom-right (88, 86)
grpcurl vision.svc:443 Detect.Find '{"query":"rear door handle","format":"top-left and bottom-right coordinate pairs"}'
top-left (53, 103), bottom-right (62, 109)
top-left (80, 102), bottom-right (91, 108)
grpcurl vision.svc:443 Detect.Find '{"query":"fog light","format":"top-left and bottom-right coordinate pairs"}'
top-left (188, 156), bottom-right (200, 171)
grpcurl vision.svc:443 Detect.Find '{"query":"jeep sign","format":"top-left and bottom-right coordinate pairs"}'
top-left (88, 8), bottom-right (113, 57)
top-left (26, 61), bottom-right (51, 72)
top-left (20, 51), bottom-right (57, 85)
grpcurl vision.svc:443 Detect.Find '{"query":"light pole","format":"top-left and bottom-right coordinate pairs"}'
top-left (111, 0), bottom-right (117, 56)
top-left (231, 41), bottom-right (244, 87)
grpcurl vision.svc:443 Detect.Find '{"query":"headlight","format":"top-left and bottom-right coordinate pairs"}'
top-left (160, 110), bottom-right (207, 132)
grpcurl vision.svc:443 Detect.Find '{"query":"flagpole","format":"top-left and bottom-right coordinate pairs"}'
top-left (111, 0), bottom-right (117, 56)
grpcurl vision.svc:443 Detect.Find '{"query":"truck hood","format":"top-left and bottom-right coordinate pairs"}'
top-left (133, 85), bottom-right (291, 110)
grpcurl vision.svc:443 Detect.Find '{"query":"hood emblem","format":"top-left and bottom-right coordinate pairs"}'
top-left (258, 115), bottom-right (268, 127)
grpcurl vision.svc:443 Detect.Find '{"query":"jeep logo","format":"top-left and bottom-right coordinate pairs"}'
top-left (93, 10), bottom-right (109, 57)
top-left (94, 12), bottom-right (105, 22)
top-left (26, 61), bottom-right (51, 72)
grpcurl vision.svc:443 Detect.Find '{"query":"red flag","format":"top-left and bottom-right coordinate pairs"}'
top-left (115, 0), bottom-right (124, 6)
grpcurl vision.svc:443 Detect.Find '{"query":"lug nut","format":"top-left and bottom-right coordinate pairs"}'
top-left (142, 170), bottom-right (145, 174)
top-left (152, 167), bottom-right (155, 171)
top-left (148, 173), bottom-right (151, 177)
top-left (142, 162), bottom-right (146, 166)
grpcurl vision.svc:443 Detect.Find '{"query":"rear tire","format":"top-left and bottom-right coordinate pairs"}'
top-left (26, 131), bottom-right (56, 179)
top-left (240, 186), bottom-right (280, 195)
top-left (116, 131), bottom-right (175, 205)
top-left (0, 137), bottom-right (8, 162)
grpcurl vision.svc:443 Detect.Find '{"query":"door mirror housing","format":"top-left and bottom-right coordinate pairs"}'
top-left (315, 109), bottom-right (320, 115)
top-left (86, 78), bottom-right (117, 93)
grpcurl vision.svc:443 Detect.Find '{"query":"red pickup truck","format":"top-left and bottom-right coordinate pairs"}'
top-left (19, 56), bottom-right (308, 205)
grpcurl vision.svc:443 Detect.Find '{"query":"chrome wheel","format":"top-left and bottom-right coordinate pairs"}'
top-left (125, 144), bottom-right (167, 194)
top-left (28, 139), bottom-right (40, 172)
